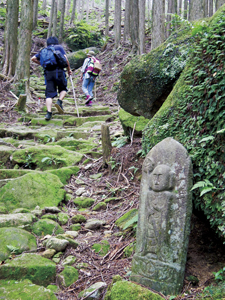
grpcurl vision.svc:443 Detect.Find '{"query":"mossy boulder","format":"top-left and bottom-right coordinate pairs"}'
top-left (32, 219), bottom-right (64, 236)
top-left (0, 253), bottom-right (56, 286)
top-left (0, 213), bottom-right (37, 228)
top-left (11, 145), bottom-right (83, 170)
top-left (93, 202), bottom-right (107, 211)
top-left (73, 197), bottom-right (95, 208)
top-left (118, 109), bottom-right (150, 137)
top-left (0, 227), bottom-right (37, 261)
top-left (0, 172), bottom-right (65, 212)
top-left (56, 266), bottom-right (79, 287)
top-left (104, 280), bottom-right (164, 300)
top-left (115, 208), bottom-right (138, 231)
top-left (0, 279), bottom-right (58, 300)
top-left (46, 166), bottom-right (79, 184)
top-left (0, 145), bottom-right (15, 167)
top-left (67, 50), bottom-right (88, 69)
top-left (117, 24), bottom-right (195, 119)
top-left (58, 212), bottom-right (69, 225)
top-left (142, 6), bottom-right (225, 242)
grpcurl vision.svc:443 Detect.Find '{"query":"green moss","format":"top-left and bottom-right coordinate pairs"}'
top-left (0, 279), bottom-right (57, 299)
top-left (73, 197), bottom-right (95, 208)
top-left (71, 214), bottom-right (86, 224)
top-left (93, 202), bottom-right (107, 211)
top-left (58, 212), bottom-right (69, 225)
top-left (92, 240), bottom-right (110, 256)
top-left (47, 166), bottom-right (79, 184)
top-left (0, 253), bottom-right (56, 287)
top-left (70, 224), bottom-right (81, 231)
top-left (104, 280), bottom-right (164, 300)
top-left (41, 214), bottom-right (58, 221)
top-left (58, 266), bottom-right (79, 287)
top-left (0, 172), bottom-right (65, 212)
top-left (115, 208), bottom-right (138, 230)
top-left (32, 219), bottom-right (64, 236)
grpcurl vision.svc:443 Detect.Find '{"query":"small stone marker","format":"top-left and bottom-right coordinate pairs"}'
top-left (131, 137), bottom-right (193, 295)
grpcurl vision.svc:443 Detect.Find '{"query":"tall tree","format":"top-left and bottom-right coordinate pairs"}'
top-left (130, 0), bottom-right (139, 53)
top-left (86, 0), bottom-right (89, 23)
top-left (139, 0), bottom-right (145, 54)
top-left (33, 0), bottom-right (39, 29)
top-left (15, 0), bottom-right (33, 101)
top-left (47, 0), bottom-right (55, 38)
top-left (42, 0), bottom-right (47, 10)
top-left (52, 0), bottom-right (58, 36)
top-left (151, 0), bottom-right (165, 49)
top-left (216, 0), bottom-right (225, 10)
top-left (208, 0), bottom-right (213, 16)
top-left (70, 0), bottom-right (77, 24)
top-left (59, 0), bottom-right (66, 42)
top-left (123, 0), bottom-right (130, 42)
top-left (114, 0), bottom-right (121, 48)
top-left (189, 0), bottom-right (205, 20)
top-left (2, 0), bottom-right (19, 77)
top-left (105, 0), bottom-right (109, 36)
top-left (66, 0), bottom-right (71, 15)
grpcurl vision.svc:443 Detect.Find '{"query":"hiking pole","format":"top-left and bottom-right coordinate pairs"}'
top-left (69, 75), bottom-right (79, 118)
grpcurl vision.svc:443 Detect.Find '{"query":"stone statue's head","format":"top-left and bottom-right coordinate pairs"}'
top-left (149, 164), bottom-right (175, 192)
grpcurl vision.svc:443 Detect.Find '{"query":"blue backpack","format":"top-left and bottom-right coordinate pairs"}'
top-left (40, 46), bottom-right (58, 70)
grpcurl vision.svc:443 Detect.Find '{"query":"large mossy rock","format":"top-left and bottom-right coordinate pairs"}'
top-left (11, 145), bottom-right (83, 170)
top-left (0, 172), bottom-right (65, 212)
top-left (0, 253), bottom-right (56, 286)
top-left (0, 227), bottom-right (37, 261)
top-left (32, 219), bottom-right (64, 236)
top-left (142, 6), bottom-right (225, 241)
top-left (117, 24), bottom-right (195, 119)
top-left (0, 279), bottom-right (57, 300)
top-left (104, 280), bottom-right (164, 300)
top-left (0, 213), bottom-right (37, 228)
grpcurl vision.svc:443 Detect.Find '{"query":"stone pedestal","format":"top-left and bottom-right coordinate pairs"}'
top-left (131, 137), bottom-right (192, 295)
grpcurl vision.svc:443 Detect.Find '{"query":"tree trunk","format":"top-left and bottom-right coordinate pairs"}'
top-left (33, 0), bottom-right (39, 29)
top-left (151, 0), bottom-right (165, 49)
top-left (15, 0), bottom-right (33, 102)
top-left (52, 0), bottom-right (58, 36)
top-left (86, 0), bottom-right (89, 23)
top-left (105, 0), bottom-right (109, 36)
top-left (114, 0), bottom-right (121, 48)
top-left (189, 0), bottom-right (205, 20)
top-left (166, 0), bottom-right (175, 38)
top-left (47, 0), bottom-right (55, 38)
top-left (17, 94), bottom-right (27, 111)
top-left (123, 0), bottom-right (130, 42)
top-left (42, 0), bottom-right (47, 10)
top-left (139, 0), bottom-right (145, 54)
top-left (70, 0), bottom-right (77, 24)
top-left (130, 0), bottom-right (139, 53)
top-left (66, 0), bottom-right (71, 15)
top-left (183, 0), bottom-right (188, 19)
top-left (2, 0), bottom-right (19, 77)
top-left (59, 0), bottom-right (66, 43)
top-left (216, 0), bottom-right (225, 10)
top-left (208, 0), bottom-right (213, 16)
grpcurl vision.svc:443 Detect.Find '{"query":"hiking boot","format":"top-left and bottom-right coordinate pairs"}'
top-left (55, 99), bottom-right (64, 114)
top-left (45, 111), bottom-right (52, 121)
top-left (85, 100), bottom-right (93, 107)
top-left (85, 95), bottom-right (93, 105)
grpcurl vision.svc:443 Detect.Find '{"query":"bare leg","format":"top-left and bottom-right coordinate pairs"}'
top-left (59, 90), bottom-right (67, 101)
top-left (46, 97), bottom-right (53, 112)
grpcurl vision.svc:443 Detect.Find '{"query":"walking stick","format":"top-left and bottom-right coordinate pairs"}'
top-left (69, 75), bottom-right (79, 118)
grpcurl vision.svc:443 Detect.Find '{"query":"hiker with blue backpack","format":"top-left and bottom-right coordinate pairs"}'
top-left (81, 51), bottom-right (102, 107)
top-left (31, 36), bottom-right (72, 120)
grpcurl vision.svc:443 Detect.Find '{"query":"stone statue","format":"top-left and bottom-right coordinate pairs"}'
top-left (131, 138), bottom-right (192, 296)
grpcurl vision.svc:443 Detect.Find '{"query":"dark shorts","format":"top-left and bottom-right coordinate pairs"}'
top-left (44, 69), bottom-right (68, 98)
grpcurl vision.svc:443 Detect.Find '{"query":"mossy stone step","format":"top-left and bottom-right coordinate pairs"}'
top-left (30, 118), bottom-right (63, 127)
top-left (0, 253), bottom-right (56, 286)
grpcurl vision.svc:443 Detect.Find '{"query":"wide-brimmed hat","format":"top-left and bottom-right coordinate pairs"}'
top-left (87, 50), bottom-right (95, 56)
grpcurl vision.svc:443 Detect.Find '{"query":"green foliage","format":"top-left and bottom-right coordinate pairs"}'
top-left (24, 154), bottom-right (35, 169)
top-left (196, 282), bottom-right (225, 299)
top-left (41, 156), bottom-right (65, 166)
top-left (143, 12), bottom-right (225, 240)
top-left (65, 21), bottom-right (103, 51)
top-left (111, 136), bottom-right (128, 148)
top-left (44, 134), bottom-right (55, 143)
top-left (123, 214), bottom-right (138, 230)
top-left (166, 13), bottom-right (193, 34)
top-left (6, 245), bottom-right (20, 255)
top-left (0, 7), bottom-right (6, 27)
top-left (213, 267), bottom-right (225, 282)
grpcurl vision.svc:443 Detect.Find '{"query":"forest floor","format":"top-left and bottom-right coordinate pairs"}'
top-left (0, 26), bottom-right (225, 300)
